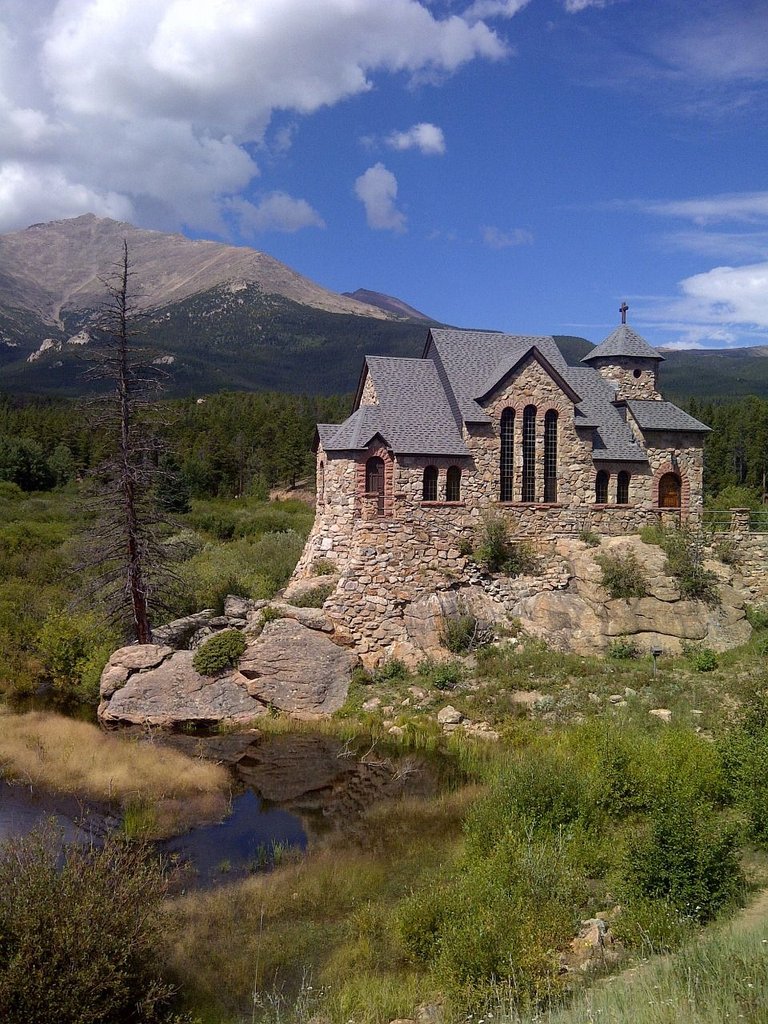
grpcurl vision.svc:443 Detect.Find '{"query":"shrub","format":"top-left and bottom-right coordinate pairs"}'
top-left (578, 528), bottom-right (601, 547)
top-left (192, 629), bottom-right (247, 675)
top-left (440, 604), bottom-right (494, 653)
top-left (289, 582), bottom-right (335, 608)
top-left (311, 557), bottom-right (337, 576)
top-left (472, 513), bottom-right (538, 576)
top-left (0, 826), bottom-right (178, 1024)
top-left (620, 802), bottom-right (743, 924)
top-left (682, 642), bottom-right (718, 672)
top-left (719, 691), bottom-right (768, 847)
top-left (35, 611), bottom-right (120, 702)
top-left (373, 658), bottom-right (408, 683)
top-left (595, 550), bottom-right (648, 599)
top-left (746, 603), bottom-right (768, 631)
top-left (657, 525), bottom-right (721, 606)
top-left (259, 605), bottom-right (284, 626)
top-left (418, 658), bottom-right (463, 690)
top-left (712, 537), bottom-right (741, 566)
top-left (607, 635), bottom-right (641, 660)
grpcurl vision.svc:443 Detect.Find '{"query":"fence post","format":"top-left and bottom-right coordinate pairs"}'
top-left (730, 508), bottom-right (751, 534)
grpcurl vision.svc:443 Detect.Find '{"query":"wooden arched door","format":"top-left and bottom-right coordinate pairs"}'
top-left (365, 456), bottom-right (385, 516)
top-left (658, 472), bottom-right (681, 509)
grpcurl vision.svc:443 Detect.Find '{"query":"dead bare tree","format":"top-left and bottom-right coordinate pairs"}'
top-left (78, 241), bottom-right (172, 643)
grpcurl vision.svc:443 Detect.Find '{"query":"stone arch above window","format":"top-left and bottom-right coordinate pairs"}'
top-left (595, 470), bottom-right (609, 504)
top-left (422, 465), bottom-right (438, 502)
top-left (499, 407), bottom-right (514, 501)
top-left (446, 465), bottom-right (461, 502)
top-left (543, 409), bottom-right (558, 503)
top-left (521, 405), bottom-right (537, 502)
top-left (616, 470), bottom-right (630, 505)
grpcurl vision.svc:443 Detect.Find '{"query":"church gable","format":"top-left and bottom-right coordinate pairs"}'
top-left (476, 349), bottom-right (580, 420)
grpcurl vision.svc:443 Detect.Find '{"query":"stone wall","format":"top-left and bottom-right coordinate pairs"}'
top-left (591, 356), bottom-right (659, 401)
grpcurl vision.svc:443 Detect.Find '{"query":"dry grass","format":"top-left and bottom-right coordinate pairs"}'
top-left (0, 710), bottom-right (230, 836)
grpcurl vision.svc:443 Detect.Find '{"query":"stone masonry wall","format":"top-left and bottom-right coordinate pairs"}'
top-left (592, 357), bottom-right (660, 401)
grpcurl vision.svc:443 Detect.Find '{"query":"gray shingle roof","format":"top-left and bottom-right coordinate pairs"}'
top-left (582, 324), bottom-right (665, 364)
top-left (320, 327), bottom-right (706, 467)
top-left (324, 356), bottom-right (468, 455)
top-left (626, 400), bottom-right (711, 433)
top-left (427, 329), bottom-right (573, 423)
top-left (565, 367), bottom-right (647, 461)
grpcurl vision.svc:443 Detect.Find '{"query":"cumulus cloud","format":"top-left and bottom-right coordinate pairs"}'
top-left (464, 0), bottom-right (531, 21)
top-left (386, 123), bottom-right (446, 155)
top-left (481, 225), bottom-right (534, 248)
top-left (354, 164), bottom-right (407, 233)
top-left (0, 0), bottom-right (506, 234)
top-left (226, 193), bottom-right (325, 235)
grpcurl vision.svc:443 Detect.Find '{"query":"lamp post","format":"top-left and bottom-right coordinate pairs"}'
top-left (651, 646), bottom-right (662, 677)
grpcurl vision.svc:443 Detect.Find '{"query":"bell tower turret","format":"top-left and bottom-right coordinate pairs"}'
top-left (581, 303), bottom-right (664, 401)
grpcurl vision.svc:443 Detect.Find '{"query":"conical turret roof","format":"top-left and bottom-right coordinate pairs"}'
top-left (582, 323), bottom-right (664, 364)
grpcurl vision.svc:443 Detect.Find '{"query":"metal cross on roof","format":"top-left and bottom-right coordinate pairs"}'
top-left (620, 301), bottom-right (629, 324)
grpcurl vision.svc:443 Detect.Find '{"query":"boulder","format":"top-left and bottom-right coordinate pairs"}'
top-left (108, 644), bottom-right (174, 671)
top-left (437, 705), bottom-right (463, 725)
top-left (99, 651), bottom-right (267, 726)
top-left (152, 612), bottom-right (216, 649)
top-left (237, 618), bottom-right (357, 717)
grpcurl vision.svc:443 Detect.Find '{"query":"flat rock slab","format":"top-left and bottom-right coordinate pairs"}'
top-left (99, 651), bottom-right (267, 726)
top-left (238, 618), bottom-right (357, 717)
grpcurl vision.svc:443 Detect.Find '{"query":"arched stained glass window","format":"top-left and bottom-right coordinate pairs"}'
top-left (366, 456), bottom-right (385, 516)
top-left (500, 408), bottom-right (514, 501)
top-left (617, 470), bottom-right (630, 505)
top-left (521, 405), bottom-right (537, 502)
top-left (422, 465), bottom-right (438, 501)
top-left (595, 470), bottom-right (609, 504)
top-left (446, 466), bottom-right (461, 502)
top-left (543, 410), bottom-right (558, 503)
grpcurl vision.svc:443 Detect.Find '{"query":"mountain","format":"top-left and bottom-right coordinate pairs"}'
top-left (341, 288), bottom-right (431, 320)
top-left (0, 215), bottom-right (432, 396)
top-left (552, 336), bottom-right (768, 402)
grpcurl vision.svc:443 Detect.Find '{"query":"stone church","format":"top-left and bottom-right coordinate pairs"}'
top-left (295, 314), bottom-right (710, 579)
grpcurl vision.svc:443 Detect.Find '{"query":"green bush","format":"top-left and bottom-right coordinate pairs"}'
top-left (712, 537), bottom-right (741, 566)
top-left (0, 826), bottom-right (178, 1024)
top-left (578, 528), bottom-right (601, 547)
top-left (192, 629), bottom-right (247, 675)
top-left (607, 635), bottom-right (641, 660)
top-left (418, 658), bottom-right (463, 690)
top-left (312, 557), bottom-right (337, 576)
top-left (595, 550), bottom-right (648, 599)
top-left (682, 642), bottom-right (718, 672)
top-left (472, 514), bottom-right (538, 576)
top-left (373, 658), bottom-right (408, 683)
top-left (746, 603), bottom-right (768, 631)
top-left (289, 582), bottom-right (335, 608)
top-left (35, 611), bottom-right (120, 702)
top-left (719, 691), bottom-right (768, 847)
top-left (656, 525), bottom-right (721, 606)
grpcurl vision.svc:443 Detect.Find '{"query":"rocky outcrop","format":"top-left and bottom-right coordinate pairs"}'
top-left (98, 620), bottom-right (358, 726)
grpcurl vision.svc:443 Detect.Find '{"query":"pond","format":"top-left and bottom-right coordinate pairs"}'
top-left (0, 730), bottom-right (448, 888)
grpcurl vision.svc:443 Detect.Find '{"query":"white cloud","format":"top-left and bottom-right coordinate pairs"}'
top-left (464, 0), bottom-right (531, 21)
top-left (354, 164), bottom-right (407, 233)
top-left (386, 123), bottom-right (446, 155)
top-left (643, 191), bottom-right (768, 225)
top-left (679, 262), bottom-right (768, 328)
top-left (226, 192), bottom-right (325, 235)
top-left (0, 0), bottom-right (506, 234)
top-left (562, 0), bottom-right (610, 11)
top-left (481, 225), bottom-right (533, 248)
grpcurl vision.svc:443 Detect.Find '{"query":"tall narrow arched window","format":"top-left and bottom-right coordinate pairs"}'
top-left (422, 465), bottom-right (438, 501)
top-left (617, 470), bottom-right (630, 505)
top-left (543, 410), bottom-right (558, 503)
top-left (595, 470), bottom-right (609, 504)
top-left (318, 461), bottom-right (325, 503)
top-left (521, 405), bottom-right (537, 502)
top-left (499, 408), bottom-right (514, 501)
top-left (366, 456), bottom-right (385, 516)
top-left (446, 466), bottom-right (461, 502)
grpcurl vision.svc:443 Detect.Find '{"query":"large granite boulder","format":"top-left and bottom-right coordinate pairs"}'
top-left (99, 622), bottom-right (358, 725)
top-left (237, 618), bottom-right (357, 717)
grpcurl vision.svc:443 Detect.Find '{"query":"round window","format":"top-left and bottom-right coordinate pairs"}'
top-left (633, 368), bottom-right (642, 379)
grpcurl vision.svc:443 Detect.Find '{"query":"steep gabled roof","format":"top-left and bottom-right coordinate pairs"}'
top-left (626, 400), bottom-right (711, 433)
top-left (426, 329), bottom-right (577, 423)
top-left (582, 324), bottom-right (665, 364)
top-left (325, 356), bottom-right (468, 455)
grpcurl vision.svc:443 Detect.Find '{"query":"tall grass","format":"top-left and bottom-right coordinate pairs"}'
top-left (0, 711), bottom-right (229, 837)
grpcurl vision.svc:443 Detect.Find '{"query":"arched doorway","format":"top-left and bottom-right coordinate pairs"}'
top-left (658, 472), bottom-right (681, 509)
top-left (365, 456), bottom-right (386, 516)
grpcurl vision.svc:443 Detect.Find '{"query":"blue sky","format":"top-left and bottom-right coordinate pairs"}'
top-left (2, 1), bottom-right (768, 349)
